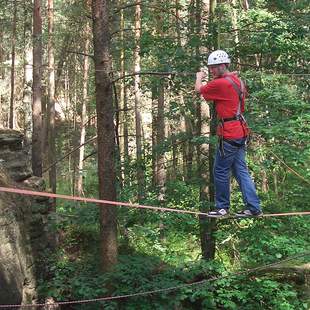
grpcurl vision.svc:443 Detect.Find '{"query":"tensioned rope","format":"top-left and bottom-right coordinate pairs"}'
top-left (268, 150), bottom-right (310, 186)
top-left (0, 251), bottom-right (308, 308)
top-left (2, 65), bottom-right (310, 75)
top-left (0, 186), bottom-right (309, 219)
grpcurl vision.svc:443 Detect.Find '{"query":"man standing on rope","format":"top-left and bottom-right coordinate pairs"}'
top-left (195, 50), bottom-right (262, 218)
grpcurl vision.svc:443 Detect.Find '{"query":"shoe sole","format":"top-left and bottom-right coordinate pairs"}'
top-left (208, 214), bottom-right (229, 218)
top-left (235, 213), bottom-right (263, 218)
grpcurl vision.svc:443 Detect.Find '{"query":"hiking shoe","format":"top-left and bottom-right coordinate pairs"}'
top-left (208, 209), bottom-right (229, 218)
top-left (235, 209), bottom-right (263, 217)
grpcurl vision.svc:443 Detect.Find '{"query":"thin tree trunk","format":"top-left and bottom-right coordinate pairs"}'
top-left (46, 1), bottom-right (57, 253)
top-left (209, 0), bottom-right (219, 49)
top-left (185, 0), bottom-right (196, 183)
top-left (23, 49), bottom-right (33, 142)
top-left (64, 69), bottom-right (69, 119)
top-left (92, 0), bottom-right (118, 272)
top-left (274, 169), bottom-right (278, 196)
top-left (197, 0), bottom-right (218, 260)
top-left (134, 0), bottom-right (144, 200)
top-left (71, 61), bottom-right (78, 197)
top-left (113, 74), bottom-right (123, 190)
top-left (32, 0), bottom-right (43, 177)
top-left (151, 85), bottom-right (157, 186)
top-left (180, 107), bottom-right (187, 181)
top-left (119, 0), bottom-right (128, 186)
top-left (175, 0), bottom-right (182, 46)
top-left (47, 0), bottom-right (56, 195)
top-left (9, 0), bottom-right (17, 129)
top-left (123, 86), bottom-right (129, 174)
top-left (173, 0), bottom-right (182, 182)
top-left (185, 117), bottom-right (194, 181)
top-left (231, 0), bottom-right (240, 70)
top-left (261, 169), bottom-right (268, 193)
top-left (55, 34), bottom-right (72, 97)
top-left (170, 128), bottom-right (177, 180)
top-left (155, 79), bottom-right (166, 200)
top-left (242, 0), bottom-right (249, 10)
top-left (76, 24), bottom-right (90, 196)
top-left (196, 0), bottom-right (216, 260)
top-left (153, 3), bottom-right (167, 197)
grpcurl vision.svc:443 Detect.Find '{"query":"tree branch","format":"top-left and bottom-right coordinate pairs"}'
top-left (43, 136), bottom-right (97, 174)
top-left (66, 50), bottom-right (94, 59)
top-left (112, 71), bottom-right (195, 83)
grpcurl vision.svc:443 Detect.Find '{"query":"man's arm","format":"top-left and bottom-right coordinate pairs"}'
top-left (195, 71), bottom-right (207, 93)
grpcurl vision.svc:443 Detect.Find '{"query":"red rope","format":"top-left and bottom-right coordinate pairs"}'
top-left (0, 186), bottom-right (309, 218)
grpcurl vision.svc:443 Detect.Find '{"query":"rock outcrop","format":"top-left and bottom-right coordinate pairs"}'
top-left (0, 129), bottom-right (32, 181)
top-left (0, 129), bottom-right (51, 305)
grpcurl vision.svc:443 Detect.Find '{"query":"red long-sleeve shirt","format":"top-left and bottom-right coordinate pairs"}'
top-left (200, 73), bottom-right (248, 139)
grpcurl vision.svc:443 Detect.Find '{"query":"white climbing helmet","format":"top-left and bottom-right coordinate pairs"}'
top-left (207, 50), bottom-right (231, 65)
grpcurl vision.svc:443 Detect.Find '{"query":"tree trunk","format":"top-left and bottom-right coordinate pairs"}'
top-left (153, 4), bottom-right (167, 197)
top-left (185, 116), bottom-right (194, 181)
top-left (273, 169), bottom-right (278, 196)
top-left (194, 0), bottom-right (215, 261)
top-left (209, 0), bottom-right (219, 49)
top-left (155, 79), bottom-right (166, 200)
top-left (76, 23), bottom-right (91, 196)
top-left (231, 0), bottom-right (240, 70)
top-left (92, 0), bottom-right (118, 272)
top-left (23, 47), bottom-right (33, 142)
top-left (119, 0), bottom-right (129, 185)
top-left (175, 0), bottom-right (182, 46)
top-left (170, 128), bottom-right (178, 181)
top-left (123, 86), bottom-right (129, 178)
top-left (261, 169), bottom-right (268, 193)
top-left (134, 0), bottom-right (144, 201)
top-left (180, 110), bottom-right (187, 181)
top-left (47, 0), bottom-right (56, 196)
top-left (151, 85), bottom-right (157, 186)
top-left (55, 34), bottom-right (72, 96)
top-left (9, 0), bottom-right (17, 129)
top-left (196, 0), bottom-right (218, 261)
top-left (32, 0), bottom-right (43, 177)
top-left (242, 0), bottom-right (249, 10)
top-left (21, 0), bottom-right (32, 137)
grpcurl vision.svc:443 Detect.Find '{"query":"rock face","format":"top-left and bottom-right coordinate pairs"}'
top-left (0, 129), bottom-right (51, 305)
top-left (0, 172), bottom-right (37, 304)
top-left (0, 129), bottom-right (32, 181)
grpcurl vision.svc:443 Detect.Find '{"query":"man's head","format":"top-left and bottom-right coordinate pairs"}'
top-left (207, 50), bottom-right (230, 78)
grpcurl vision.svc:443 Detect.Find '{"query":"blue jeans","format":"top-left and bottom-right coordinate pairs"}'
top-left (214, 138), bottom-right (261, 213)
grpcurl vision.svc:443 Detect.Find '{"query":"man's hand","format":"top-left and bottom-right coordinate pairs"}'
top-left (196, 71), bottom-right (207, 80)
top-left (195, 71), bottom-right (207, 92)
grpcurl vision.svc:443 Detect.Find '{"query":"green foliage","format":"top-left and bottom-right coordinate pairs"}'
top-left (38, 250), bottom-right (308, 309)
top-left (38, 253), bottom-right (108, 304)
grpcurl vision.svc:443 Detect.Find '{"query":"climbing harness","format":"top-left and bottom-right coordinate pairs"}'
top-left (218, 76), bottom-right (250, 156)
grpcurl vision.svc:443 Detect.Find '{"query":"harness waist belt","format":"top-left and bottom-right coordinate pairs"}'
top-left (223, 138), bottom-right (245, 147)
top-left (221, 115), bottom-right (243, 122)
